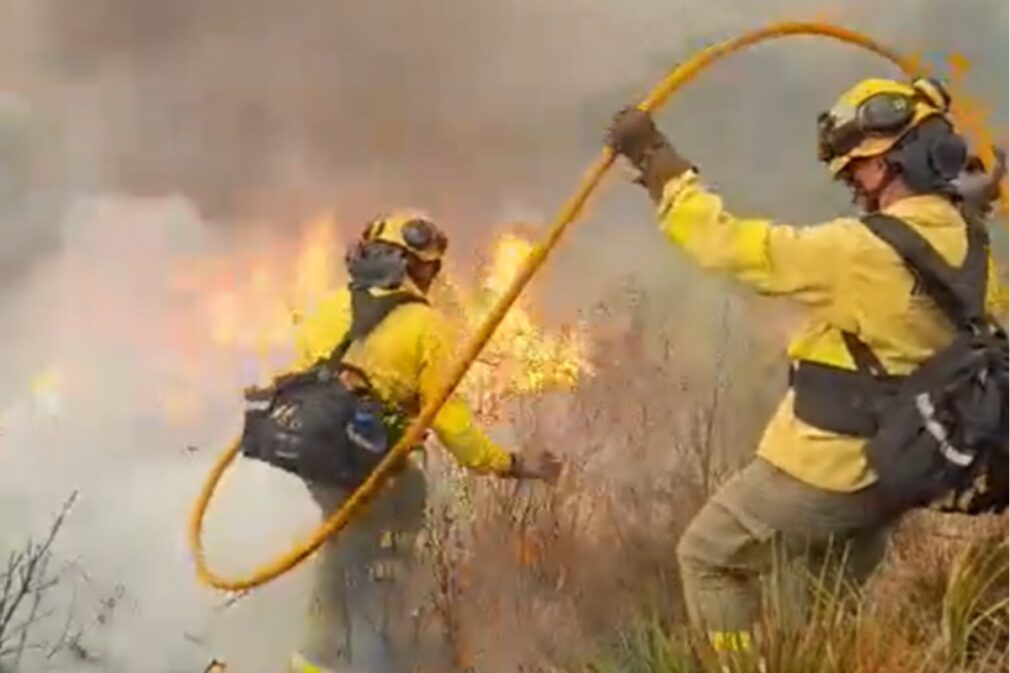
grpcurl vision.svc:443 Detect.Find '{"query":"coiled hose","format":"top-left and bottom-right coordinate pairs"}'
top-left (189, 21), bottom-right (1005, 591)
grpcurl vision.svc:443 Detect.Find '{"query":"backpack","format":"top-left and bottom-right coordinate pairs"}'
top-left (852, 212), bottom-right (1007, 514)
top-left (239, 289), bottom-right (426, 488)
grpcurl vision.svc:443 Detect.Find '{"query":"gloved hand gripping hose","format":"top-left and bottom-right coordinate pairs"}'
top-left (189, 21), bottom-right (1006, 592)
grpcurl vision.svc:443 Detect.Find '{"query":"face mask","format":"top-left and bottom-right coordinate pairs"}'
top-left (345, 242), bottom-right (409, 290)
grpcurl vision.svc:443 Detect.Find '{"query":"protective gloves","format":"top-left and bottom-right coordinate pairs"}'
top-left (955, 146), bottom-right (1006, 219)
top-left (606, 107), bottom-right (693, 202)
top-left (504, 450), bottom-right (563, 484)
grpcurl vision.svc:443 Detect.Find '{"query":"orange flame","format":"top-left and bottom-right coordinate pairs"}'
top-left (443, 231), bottom-right (592, 419)
top-left (164, 218), bottom-right (591, 427)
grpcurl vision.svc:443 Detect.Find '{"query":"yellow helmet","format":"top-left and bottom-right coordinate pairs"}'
top-left (361, 210), bottom-right (448, 263)
top-left (818, 77), bottom-right (952, 176)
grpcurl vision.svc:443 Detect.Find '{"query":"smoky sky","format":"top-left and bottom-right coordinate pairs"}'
top-left (1, 0), bottom-right (1007, 275)
top-left (0, 3), bottom-right (1006, 671)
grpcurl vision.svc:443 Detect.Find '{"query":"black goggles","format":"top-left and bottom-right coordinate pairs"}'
top-left (817, 92), bottom-right (917, 163)
top-left (401, 218), bottom-right (447, 256)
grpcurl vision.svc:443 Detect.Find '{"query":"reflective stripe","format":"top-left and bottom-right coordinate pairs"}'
top-left (915, 393), bottom-right (974, 467)
top-left (345, 424), bottom-right (386, 455)
top-left (709, 630), bottom-right (752, 653)
top-left (379, 529), bottom-right (395, 549)
top-left (289, 652), bottom-right (335, 673)
top-left (245, 399), bottom-right (271, 412)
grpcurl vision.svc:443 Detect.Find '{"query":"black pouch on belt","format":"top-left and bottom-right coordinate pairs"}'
top-left (790, 359), bottom-right (899, 438)
top-left (239, 289), bottom-right (427, 488)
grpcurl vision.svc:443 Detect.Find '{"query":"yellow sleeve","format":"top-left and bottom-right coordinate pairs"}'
top-left (419, 313), bottom-right (513, 475)
top-left (658, 170), bottom-right (856, 308)
top-left (291, 290), bottom-right (352, 371)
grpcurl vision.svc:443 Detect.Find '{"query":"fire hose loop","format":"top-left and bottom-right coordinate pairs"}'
top-left (189, 21), bottom-right (1006, 591)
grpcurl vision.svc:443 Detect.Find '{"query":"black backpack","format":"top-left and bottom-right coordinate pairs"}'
top-left (239, 289), bottom-right (426, 488)
top-left (853, 213), bottom-right (1008, 514)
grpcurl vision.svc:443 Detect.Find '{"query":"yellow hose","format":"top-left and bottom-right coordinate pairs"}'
top-left (189, 21), bottom-right (1001, 591)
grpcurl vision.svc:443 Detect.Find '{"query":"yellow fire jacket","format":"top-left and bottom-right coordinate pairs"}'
top-left (658, 170), bottom-right (1006, 492)
top-left (290, 286), bottom-right (512, 475)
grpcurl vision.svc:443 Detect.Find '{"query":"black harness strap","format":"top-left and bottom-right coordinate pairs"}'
top-left (841, 330), bottom-right (887, 377)
top-left (840, 211), bottom-right (989, 375)
top-left (324, 288), bottom-right (428, 370)
top-left (791, 360), bottom-right (899, 437)
top-left (859, 212), bottom-right (989, 330)
top-left (792, 209), bottom-right (990, 437)
top-left (260, 289), bottom-right (428, 395)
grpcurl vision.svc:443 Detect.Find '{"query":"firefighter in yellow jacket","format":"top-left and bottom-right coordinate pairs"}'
top-left (286, 211), bottom-right (561, 673)
top-left (606, 78), bottom-right (1006, 654)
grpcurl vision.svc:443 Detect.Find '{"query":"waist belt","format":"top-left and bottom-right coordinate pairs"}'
top-left (789, 360), bottom-right (902, 438)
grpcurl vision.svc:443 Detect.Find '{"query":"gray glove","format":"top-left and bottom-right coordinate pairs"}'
top-left (606, 107), bottom-right (664, 164)
top-left (606, 107), bottom-right (694, 201)
top-left (503, 450), bottom-right (562, 484)
top-left (956, 147), bottom-right (1006, 219)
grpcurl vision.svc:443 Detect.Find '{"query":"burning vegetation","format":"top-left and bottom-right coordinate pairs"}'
top-left (160, 217), bottom-right (593, 427)
top-left (0, 2), bottom-right (1007, 672)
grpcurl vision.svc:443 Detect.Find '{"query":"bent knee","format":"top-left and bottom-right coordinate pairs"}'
top-left (676, 513), bottom-right (707, 567)
top-left (676, 505), bottom-right (733, 576)
top-left (677, 498), bottom-right (772, 577)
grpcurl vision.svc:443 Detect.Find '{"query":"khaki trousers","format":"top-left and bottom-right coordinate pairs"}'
top-left (676, 458), bottom-right (898, 646)
top-left (300, 467), bottom-right (427, 672)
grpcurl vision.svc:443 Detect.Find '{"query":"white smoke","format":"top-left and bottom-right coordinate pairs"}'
top-left (0, 195), bottom-right (331, 671)
top-left (0, 0), bottom-right (1005, 670)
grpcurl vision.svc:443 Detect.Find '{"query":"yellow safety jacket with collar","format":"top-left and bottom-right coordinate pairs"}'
top-left (658, 170), bottom-right (1007, 492)
top-left (291, 286), bottom-right (512, 475)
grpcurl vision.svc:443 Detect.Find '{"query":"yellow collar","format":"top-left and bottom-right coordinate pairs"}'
top-left (883, 193), bottom-right (961, 227)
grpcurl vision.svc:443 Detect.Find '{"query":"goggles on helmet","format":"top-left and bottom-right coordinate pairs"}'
top-left (817, 77), bottom-right (952, 166)
top-left (400, 218), bottom-right (447, 258)
top-left (361, 213), bottom-right (448, 263)
top-left (817, 93), bottom-right (916, 162)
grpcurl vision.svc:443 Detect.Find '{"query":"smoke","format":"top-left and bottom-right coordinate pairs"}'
top-left (0, 197), bottom-right (325, 671)
top-left (5, 1), bottom-right (1005, 261)
top-left (0, 0), bottom-right (1006, 670)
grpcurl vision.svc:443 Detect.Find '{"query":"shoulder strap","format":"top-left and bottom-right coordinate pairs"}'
top-left (860, 212), bottom-right (989, 330)
top-left (841, 330), bottom-right (887, 376)
top-left (325, 288), bottom-right (428, 366)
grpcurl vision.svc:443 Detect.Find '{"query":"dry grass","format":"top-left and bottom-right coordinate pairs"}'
top-left (581, 515), bottom-right (1007, 673)
top-left (389, 283), bottom-right (1008, 673)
